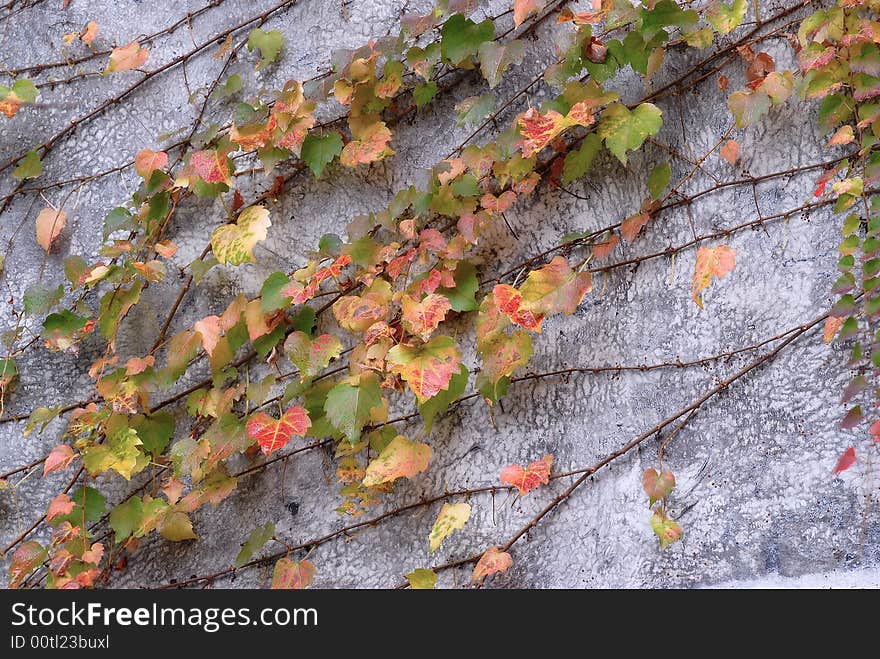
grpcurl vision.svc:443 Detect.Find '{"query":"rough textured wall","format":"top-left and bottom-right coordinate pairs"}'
top-left (0, 0), bottom-right (878, 589)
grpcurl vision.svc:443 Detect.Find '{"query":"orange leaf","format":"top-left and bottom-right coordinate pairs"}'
top-left (620, 212), bottom-right (649, 242)
top-left (823, 316), bottom-right (845, 343)
top-left (105, 42), bottom-right (149, 73)
top-left (720, 139), bottom-right (740, 165)
top-left (500, 454), bottom-right (553, 494)
top-left (46, 493), bottom-right (75, 522)
top-left (471, 546), bottom-right (513, 584)
top-left (514, 0), bottom-right (545, 27)
top-left (154, 240), bottom-right (178, 258)
top-left (592, 233), bottom-right (619, 259)
top-left (271, 558), bottom-right (315, 589)
top-left (81, 21), bottom-right (98, 46)
top-left (828, 125), bottom-right (855, 147)
top-left (246, 406), bottom-right (311, 455)
top-left (35, 208), bottom-right (67, 252)
top-left (193, 315), bottom-right (222, 356)
top-left (134, 148), bottom-right (167, 178)
top-left (339, 122), bottom-right (394, 167)
top-left (692, 245), bottom-right (736, 308)
top-left (43, 444), bottom-right (76, 477)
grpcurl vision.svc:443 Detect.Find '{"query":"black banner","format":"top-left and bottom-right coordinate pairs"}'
top-left (0, 588), bottom-right (865, 652)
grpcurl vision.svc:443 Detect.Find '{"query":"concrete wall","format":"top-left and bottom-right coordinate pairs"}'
top-left (1, 0), bottom-right (878, 588)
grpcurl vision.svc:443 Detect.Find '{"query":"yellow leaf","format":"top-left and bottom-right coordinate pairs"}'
top-left (429, 502), bottom-right (471, 553)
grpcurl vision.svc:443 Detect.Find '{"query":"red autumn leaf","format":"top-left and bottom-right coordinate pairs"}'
top-left (401, 293), bottom-right (452, 341)
top-left (190, 149), bottom-right (231, 185)
top-left (43, 444), bottom-right (76, 477)
top-left (471, 546), bottom-right (513, 584)
top-left (620, 212), bottom-right (649, 242)
top-left (134, 148), bottom-right (168, 179)
top-left (492, 283), bottom-right (543, 331)
top-left (387, 335), bottom-right (462, 403)
top-left (46, 493), bottom-right (75, 522)
top-left (692, 245), bottom-right (736, 308)
top-left (105, 41), bottom-right (149, 73)
top-left (720, 139), bottom-right (740, 165)
top-left (35, 208), bottom-right (67, 253)
top-left (500, 454), bottom-right (553, 494)
top-left (833, 447), bottom-right (857, 474)
top-left (271, 558), bottom-right (315, 589)
top-left (516, 107), bottom-right (567, 158)
top-left (642, 467), bottom-right (676, 506)
top-left (870, 420), bottom-right (880, 442)
top-left (246, 406), bottom-right (311, 455)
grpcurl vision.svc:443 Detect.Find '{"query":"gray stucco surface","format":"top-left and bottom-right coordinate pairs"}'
top-left (0, 0), bottom-right (878, 588)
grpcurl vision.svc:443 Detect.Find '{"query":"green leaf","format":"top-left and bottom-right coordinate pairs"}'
top-left (9, 78), bottom-right (37, 103)
top-left (419, 364), bottom-right (468, 432)
top-left (647, 161), bottom-right (671, 199)
top-left (478, 40), bottom-right (526, 88)
top-left (562, 133), bottom-right (602, 185)
top-left (98, 280), bottom-right (143, 344)
top-left (13, 149), bottom-right (42, 179)
top-left (68, 486), bottom-right (106, 523)
top-left (23, 282), bottom-right (63, 316)
top-left (130, 411), bottom-right (174, 456)
top-left (261, 271), bottom-right (291, 312)
top-left (438, 260), bottom-right (479, 312)
top-left (597, 102), bottom-right (663, 164)
top-left (707, 0), bottom-right (747, 35)
top-left (650, 509), bottom-right (683, 549)
top-left (213, 73), bottom-right (242, 99)
top-left (110, 497), bottom-right (143, 543)
top-left (235, 521), bottom-right (275, 567)
top-left (301, 133), bottom-right (343, 178)
top-left (82, 423), bottom-right (146, 480)
top-left (324, 373), bottom-right (383, 443)
top-left (440, 14), bottom-right (494, 66)
top-left (103, 206), bottom-right (134, 238)
top-left (413, 81), bottom-right (438, 108)
top-left (641, 0), bottom-right (699, 36)
top-left (247, 29), bottom-right (283, 68)
top-left (727, 91), bottom-right (771, 128)
top-left (455, 93), bottom-right (496, 127)
top-left (405, 567), bottom-right (437, 589)
top-left (159, 511), bottom-right (198, 541)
